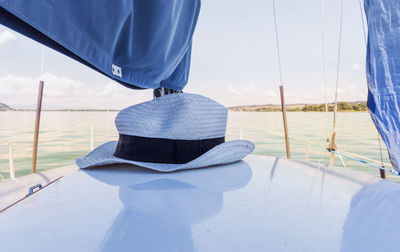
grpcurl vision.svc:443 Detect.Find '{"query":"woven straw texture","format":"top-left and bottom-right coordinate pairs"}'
top-left (76, 93), bottom-right (254, 171)
top-left (76, 140), bottom-right (254, 172)
top-left (116, 93), bottom-right (227, 140)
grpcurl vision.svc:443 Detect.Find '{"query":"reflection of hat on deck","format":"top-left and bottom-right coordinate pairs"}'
top-left (84, 160), bottom-right (252, 195)
top-left (76, 93), bottom-right (254, 172)
top-left (84, 161), bottom-right (252, 251)
top-left (341, 180), bottom-right (400, 252)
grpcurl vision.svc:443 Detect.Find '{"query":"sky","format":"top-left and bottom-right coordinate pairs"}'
top-left (0, 0), bottom-right (368, 109)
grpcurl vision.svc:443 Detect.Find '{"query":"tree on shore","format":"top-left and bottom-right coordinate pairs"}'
top-left (302, 102), bottom-right (367, 112)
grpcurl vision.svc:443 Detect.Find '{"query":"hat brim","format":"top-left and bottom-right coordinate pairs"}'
top-left (76, 140), bottom-right (254, 172)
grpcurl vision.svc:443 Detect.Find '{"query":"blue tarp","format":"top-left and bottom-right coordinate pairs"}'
top-left (365, 0), bottom-right (400, 169)
top-left (0, 0), bottom-right (200, 90)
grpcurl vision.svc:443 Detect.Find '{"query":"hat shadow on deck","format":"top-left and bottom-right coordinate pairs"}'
top-left (83, 161), bottom-right (253, 252)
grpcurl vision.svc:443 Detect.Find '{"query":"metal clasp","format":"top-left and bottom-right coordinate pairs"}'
top-left (27, 184), bottom-right (43, 196)
top-left (153, 87), bottom-right (182, 99)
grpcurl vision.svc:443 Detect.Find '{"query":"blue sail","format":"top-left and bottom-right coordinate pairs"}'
top-left (365, 0), bottom-right (400, 169)
top-left (0, 0), bottom-right (200, 90)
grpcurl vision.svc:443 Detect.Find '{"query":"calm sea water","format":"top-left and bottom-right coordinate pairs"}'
top-left (0, 111), bottom-right (395, 181)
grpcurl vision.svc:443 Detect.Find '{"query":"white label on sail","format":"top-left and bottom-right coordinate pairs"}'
top-left (112, 64), bottom-right (122, 78)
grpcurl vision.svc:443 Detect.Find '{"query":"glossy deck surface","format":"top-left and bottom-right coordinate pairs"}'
top-left (1, 155), bottom-right (399, 251)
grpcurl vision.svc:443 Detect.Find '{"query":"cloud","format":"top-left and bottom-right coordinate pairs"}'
top-left (227, 84), bottom-right (257, 95)
top-left (0, 72), bottom-right (369, 109)
top-left (0, 29), bottom-right (17, 46)
top-left (190, 83), bottom-right (279, 106)
top-left (283, 84), bottom-right (368, 104)
top-left (188, 81), bottom-right (366, 107)
top-left (0, 72), bottom-right (153, 109)
top-left (228, 83), bottom-right (242, 95)
top-left (352, 63), bottom-right (361, 71)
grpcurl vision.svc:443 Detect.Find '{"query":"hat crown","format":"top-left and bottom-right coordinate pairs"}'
top-left (115, 93), bottom-right (227, 140)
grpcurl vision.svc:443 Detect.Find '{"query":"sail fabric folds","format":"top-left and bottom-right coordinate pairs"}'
top-left (0, 0), bottom-right (200, 90)
top-left (364, 0), bottom-right (400, 169)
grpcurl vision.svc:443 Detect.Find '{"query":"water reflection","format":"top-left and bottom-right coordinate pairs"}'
top-left (83, 161), bottom-right (252, 252)
top-left (341, 180), bottom-right (400, 252)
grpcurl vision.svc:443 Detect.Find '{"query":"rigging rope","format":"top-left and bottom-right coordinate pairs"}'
top-left (272, 0), bottom-right (284, 86)
top-left (328, 0), bottom-right (344, 152)
top-left (240, 123), bottom-right (394, 169)
top-left (330, 150), bottom-right (400, 176)
top-left (358, 0), bottom-right (367, 45)
top-left (321, 0), bottom-right (329, 143)
top-left (340, 149), bottom-right (392, 167)
top-left (40, 46), bottom-right (45, 75)
top-left (377, 133), bottom-right (385, 168)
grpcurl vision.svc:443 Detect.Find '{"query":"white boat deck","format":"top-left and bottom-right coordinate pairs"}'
top-left (0, 154), bottom-right (399, 251)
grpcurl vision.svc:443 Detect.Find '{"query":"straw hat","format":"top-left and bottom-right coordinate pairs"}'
top-left (76, 93), bottom-right (254, 172)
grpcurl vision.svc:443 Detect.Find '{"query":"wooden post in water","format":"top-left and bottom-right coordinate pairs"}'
top-left (8, 140), bottom-right (15, 180)
top-left (377, 132), bottom-right (386, 179)
top-left (380, 169), bottom-right (386, 179)
top-left (279, 85), bottom-right (291, 159)
top-left (32, 80), bottom-right (44, 174)
top-left (305, 140), bottom-right (309, 161)
top-left (90, 124), bottom-right (94, 151)
top-left (328, 131), bottom-right (337, 166)
top-left (329, 153), bottom-right (335, 166)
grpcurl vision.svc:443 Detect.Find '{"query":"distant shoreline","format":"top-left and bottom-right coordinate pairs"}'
top-left (12, 109), bottom-right (120, 112)
top-left (1, 101), bottom-right (368, 112)
top-left (0, 103), bottom-right (121, 112)
top-left (0, 110), bottom-right (369, 113)
top-left (228, 101), bottom-right (367, 112)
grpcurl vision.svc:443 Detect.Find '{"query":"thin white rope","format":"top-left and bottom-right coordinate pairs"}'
top-left (331, 0), bottom-right (344, 141)
top-left (40, 46), bottom-right (45, 75)
top-left (358, 0), bottom-right (367, 46)
top-left (331, 150), bottom-right (399, 175)
top-left (0, 122), bottom-right (94, 143)
top-left (339, 154), bottom-right (346, 167)
top-left (321, 0), bottom-right (329, 143)
top-left (339, 149), bottom-right (392, 167)
top-left (377, 132), bottom-right (385, 167)
top-left (56, 122), bottom-right (93, 132)
top-left (240, 123), bottom-right (393, 167)
top-left (243, 124), bottom-right (326, 148)
top-left (272, 0), bottom-right (284, 86)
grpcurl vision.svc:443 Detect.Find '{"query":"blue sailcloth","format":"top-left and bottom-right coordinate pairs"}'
top-left (0, 0), bottom-right (200, 90)
top-left (365, 0), bottom-right (400, 169)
